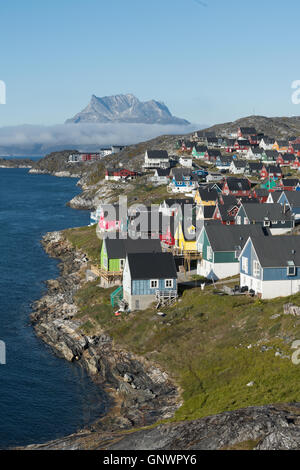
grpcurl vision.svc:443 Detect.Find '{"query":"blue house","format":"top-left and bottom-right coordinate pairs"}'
top-left (123, 252), bottom-right (178, 310)
top-left (168, 168), bottom-right (198, 193)
top-left (277, 191), bottom-right (300, 220)
top-left (239, 235), bottom-right (300, 299)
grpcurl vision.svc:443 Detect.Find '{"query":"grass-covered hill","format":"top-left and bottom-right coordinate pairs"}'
top-left (64, 226), bottom-right (300, 424)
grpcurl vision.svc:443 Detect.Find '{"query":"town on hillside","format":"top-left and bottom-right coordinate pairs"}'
top-left (86, 125), bottom-right (300, 313)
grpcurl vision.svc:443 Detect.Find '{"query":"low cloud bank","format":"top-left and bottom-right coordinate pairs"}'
top-left (0, 122), bottom-right (201, 156)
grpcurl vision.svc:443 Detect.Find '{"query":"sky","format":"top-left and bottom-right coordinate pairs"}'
top-left (0, 0), bottom-right (300, 129)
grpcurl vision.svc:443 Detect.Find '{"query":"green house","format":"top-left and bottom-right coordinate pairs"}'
top-left (196, 223), bottom-right (269, 280)
top-left (192, 145), bottom-right (207, 159)
top-left (261, 150), bottom-right (278, 163)
top-left (100, 237), bottom-right (162, 287)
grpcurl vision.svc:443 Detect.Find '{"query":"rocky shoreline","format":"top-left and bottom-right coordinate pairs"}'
top-left (0, 157), bottom-right (34, 168)
top-left (27, 231), bottom-right (180, 448)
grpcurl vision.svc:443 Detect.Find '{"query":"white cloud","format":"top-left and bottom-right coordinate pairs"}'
top-left (0, 122), bottom-right (201, 155)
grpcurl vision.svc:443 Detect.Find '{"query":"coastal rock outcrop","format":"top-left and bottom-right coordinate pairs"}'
top-left (31, 231), bottom-right (179, 435)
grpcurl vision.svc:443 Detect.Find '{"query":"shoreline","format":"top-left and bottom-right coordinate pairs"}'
top-left (26, 230), bottom-right (180, 449)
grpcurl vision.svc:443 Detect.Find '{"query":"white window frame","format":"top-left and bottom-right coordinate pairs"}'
top-left (120, 259), bottom-right (125, 270)
top-left (263, 220), bottom-right (270, 227)
top-left (287, 266), bottom-right (296, 276)
top-left (150, 279), bottom-right (159, 289)
top-left (242, 256), bottom-right (248, 274)
top-left (253, 260), bottom-right (260, 278)
top-left (165, 279), bottom-right (173, 288)
top-left (207, 245), bottom-right (213, 260)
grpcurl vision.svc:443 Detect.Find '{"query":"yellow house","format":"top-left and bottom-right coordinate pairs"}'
top-left (272, 140), bottom-right (288, 153)
top-left (174, 220), bottom-right (197, 252)
top-left (194, 189), bottom-right (218, 206)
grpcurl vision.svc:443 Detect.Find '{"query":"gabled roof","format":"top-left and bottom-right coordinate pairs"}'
top-left (249, 235), bottom-right (300, 267)
top-left (263, 164), bottom-right (282, 174)
top-left (264, 150), bottom-right (279, 158)
top-left (241, 203), bottom-right (293, 221)
top-left (154, 168), bottom-right (171, 177)
top-left (205, 224), bottom-right (268, 252)
top-left (206, 149), bottom-right (221, 157)
top-left (280, 191), bottom-right (300, 207)
top-left (104, 237), bottom-right (162, 259)
top-left (239, 127), bottom-right (257, 135)
top-left (193, 145), bottom-right (208, 152)
top-left (146, 150), bottom-right (169, 159)
top-left (225, 177), bottom-right (251, 191)
top-left (281, 178), bottom-right (299, 187)
top-left (198, 189), bottom-right (219, 201)
top-left (232, 160), bottom-right (246, 168)
top-left (266, 190), bottom-right (283, 202)
top-left (247, 162), bottom-right (263, 171)
top-left (127, 252), bottom-right (177, 280)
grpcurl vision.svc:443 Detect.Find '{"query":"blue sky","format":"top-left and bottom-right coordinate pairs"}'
top-left (0, 0), bottom-right (300, 127)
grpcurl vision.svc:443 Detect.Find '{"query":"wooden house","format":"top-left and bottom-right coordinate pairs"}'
top-left (100, 237), bottom-right (162, 287)
top-left (123, 252), bottom-right (177, 310)
top-left (144, 150), bottom-right (170, 169)
top-left (222, 177), bottom-right (251, 197)
top-left (239, 235), bottom-right (300, 299)
top-left (235, 203), bottom-right (294, 234)
top-left (196, 223), bottom-right (267, 281)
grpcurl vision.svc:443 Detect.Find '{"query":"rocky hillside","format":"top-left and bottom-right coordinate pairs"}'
top-left (22, 403), bottom-right (300, 450)
top-left (0, 158), bottom-right (34, 168)
top-left (200, 115), bottom-right (300, 138)
top-left (66, 93), bottom-right (190, 125)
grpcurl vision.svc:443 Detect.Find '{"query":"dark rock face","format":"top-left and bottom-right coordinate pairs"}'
top-left (21, 403), bottom-right (300, 450)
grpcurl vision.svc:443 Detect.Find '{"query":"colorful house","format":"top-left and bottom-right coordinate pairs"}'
top-left (192, 145), bottom-right (207, 159)
top-left (260, 165), bottom-right (282, 180)
top-left (100, 236), bottom-right (162, 287)
top-left (123, 252), bottom-right (177, 310)
top-left (235, 203), bottom-right (294, 234)
top-left (194, 189), bottom-right (218, 206)
top-left (222, 177), bottom-right (252, 197)
top-left (196, 223), bottom-right (267, 280)
top-left (277, 191), bottom-right (300, 220)
top-left (239, 235), bottom-right (300, 299)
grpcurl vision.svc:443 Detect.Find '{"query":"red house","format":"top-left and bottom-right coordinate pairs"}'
top-left (222, 177), bottom-right (252, 197)
top-left (260, 165), bottom-right (282, 180)
top-left (105, 168), bottom-right (139, 181)
top-left (234, 139), bottom-right (250, 152)
top-left (237, 127), bottom-right (257, 139)
top-left (288, 143), bottom-right (300, 156)
top-left (292, 157), bottom-right (300, 169)
top-left (276, 153), bottom-right (295, 167)
top-left (251, 188), bottom-right (269, 203)
top-left (279, 178), bottom-right (299, 191)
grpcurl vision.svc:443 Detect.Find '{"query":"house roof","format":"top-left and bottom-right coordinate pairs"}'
top-left (127, 252), bottom-right (177, 280)
top-left (146, 150), bottom-right (169, 159)
top-left (267, 191), bottom-right (283, 202)
top-left (250, 235), bottom-right (300, 267)
top-left (247, 162), bottom-right (263, 171)
top-left (219, 194), bottom-right (238, 206)
top-left (225, 178), bottom-right (251, 191)
top-left (205, 224), bottom-right (268, 252)
top-left (264, 165), bottom-right (282, 174)
top-left (241, 203), bottom-right (293, 221)
top-left (202, 205), bottom-right (215, 218)
top-left (104, 237), bottom-right (162, 259)
top-left (206, 149), bottom-right (221, 157)
top-left (281, 191), bottom-right (300, 207)
top-left (198, 189), bottom-right (219, 201)
top-left (232, 160), bottom-right (246, 168)
top-left (193, 145), bottom-right (208, 152)
top-left (155, 168), bottom-right (171, 177)
top-left (239, 127), bottom-right (257, 135)
top-left (281, 179), bottom-right (299, 187)
top-left (264, 150), bottom-right (279, 158)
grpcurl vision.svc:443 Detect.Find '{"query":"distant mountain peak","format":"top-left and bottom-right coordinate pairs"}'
top-left (65, 93), bottom-right (190, 125)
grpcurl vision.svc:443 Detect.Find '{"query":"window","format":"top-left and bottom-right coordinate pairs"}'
top-left (120, 259), bottom-right (125, 270)
top-left (150, 279), bottom-right (159, 289)
top-left (242, 256), bottom-right (248, 274)
top-left (165, 279), bottom-right (173, 288)
top-left (198, 242), bottom-right (203, 253)
top-left (253, 260), bottom-right (260, 278)
top-left (207, 245), bottom-right (213, 260)
top-left (263, 220), bottom-right (270, 227)
top-left (244, 217), bottom-right (249, 225)
top-left (236, 216), bottom-right (241, 225)
top-left (287, 262), bottom-right (296, 276)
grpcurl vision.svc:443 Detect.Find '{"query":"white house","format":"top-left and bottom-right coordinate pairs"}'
top-left (144, 150), bottom-right (170, 169)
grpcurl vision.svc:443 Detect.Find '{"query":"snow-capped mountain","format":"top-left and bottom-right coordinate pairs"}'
top-left (65, 94), bottom-right (190, 125)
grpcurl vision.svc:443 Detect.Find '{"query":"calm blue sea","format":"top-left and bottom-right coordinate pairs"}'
top-left (0, 161), bottom-right (109, 448)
